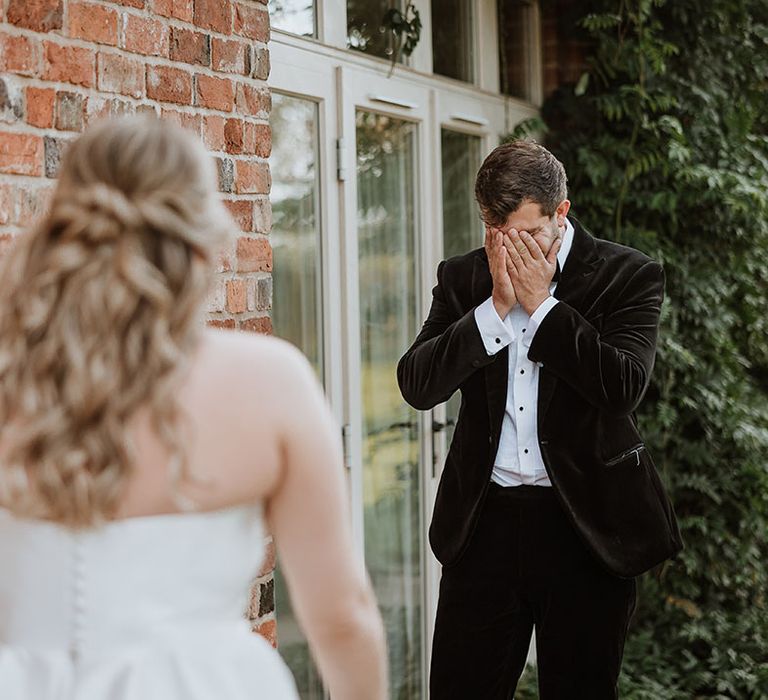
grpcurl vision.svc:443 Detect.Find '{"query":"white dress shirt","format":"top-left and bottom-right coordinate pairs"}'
top-left (474, 218), bottom-right (575, 487)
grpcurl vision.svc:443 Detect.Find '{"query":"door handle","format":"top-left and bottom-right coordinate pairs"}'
top-left (431, 418), bottom-right (456, 433)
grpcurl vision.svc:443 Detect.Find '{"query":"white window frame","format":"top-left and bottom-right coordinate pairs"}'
top-left (268, 2), bottom-right (543, 695)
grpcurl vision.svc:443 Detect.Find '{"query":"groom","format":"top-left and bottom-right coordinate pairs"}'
top-left (397, 141), bottom-right (682, 699)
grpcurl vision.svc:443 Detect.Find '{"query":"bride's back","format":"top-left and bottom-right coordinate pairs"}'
top-left (0, 116), bottom-right (387, 700)
top-left (113, 329), bottom-right (298, 520)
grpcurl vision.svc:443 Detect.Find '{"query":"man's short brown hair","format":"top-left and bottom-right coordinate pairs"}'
top-left (474, 140), bottom-right (568, 226)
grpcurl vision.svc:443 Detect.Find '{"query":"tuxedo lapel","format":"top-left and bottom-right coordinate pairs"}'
top-left (471, 253), bottom-right (508, 437)
top-left (536, 219), bottom-right (604, 425)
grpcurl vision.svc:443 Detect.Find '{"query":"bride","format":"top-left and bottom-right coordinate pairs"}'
top-left (0, 116), bottom-right (387, 699)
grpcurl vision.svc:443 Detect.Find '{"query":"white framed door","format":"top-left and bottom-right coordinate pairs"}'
top-left (339, 65), bottom-right (433, 700)
top-left (268, 3), bottom-right (540, 696)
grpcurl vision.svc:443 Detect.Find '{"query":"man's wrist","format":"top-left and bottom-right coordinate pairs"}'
top-left (523, 292), bottom-right (551, 316)
top-left (492, 294), bottom-right (513, 319)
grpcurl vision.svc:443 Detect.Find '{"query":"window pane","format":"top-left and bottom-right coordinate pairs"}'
top-left (347, 0), bottom-right (405, 63)
top-left (431, 0), bottom-right (474, 82)
top-left (268, 0), bottom-right (316, 37)
top-left (357, 110), bottom-right (424, 700)
top-left (440, 129), bottom-right (482, 442)
top-left (441, 129), bottom-right (482, 259)
top-left (269, 92), bottom-right (324, 700)
top-left (498, 0), bottom-right (535, 100)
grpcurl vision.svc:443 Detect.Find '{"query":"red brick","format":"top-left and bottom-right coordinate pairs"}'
top-left (223, 199), bottom-right (252, 231)
top-left (257, 540), bottom-right (276, 577)
top-left (223, 118), bottom-right (243, 153)
top-left (207, 318), bottom-right (236, 330)
top-left (235, 160), bottom-right (269, 194)
top-left (211, 37), bottom-right (249, 75)
top-left (123, 14), bottom-right (170, 57)
top-left (236, 236), bottom-right (271, 272)
top-left (153, 0), bottom-right (193, 21)
top-left (68, 2), bottom-right (118, 46)
top-left (196, 74), bottom-right (234, 111)
top-left (43, 42), bottom-right (95, 88)
top-left (217, 248), bottom-right (233, 272)
top-left (18, 184), bottom-right (54, 224)
top-left (235, 82), bottom-right (269, 116)
top-left (106, 0), bottom-right (145, 7)
top-left (7, 0), bottom-right (63, 32)
top-left (233, 2), bottom-right (268, 42)
top-left (55, 91), bottom-right (87, 131)
top-left (194, 0), bottom-right (233, 33)
top-left (161, 108), bottom-right (202, 134)
top-left (25, 87), bottom-right (55, 128)
top-left (0, 185), bottom-right (14, 225)
top-left (253, 197), bottom-right (271, 233)
top-left (85, 95), bottom-right (135, 123)
top-left (243, 121), bottom-right (270, 157)
top-left (1, 34), bottom-right (39, 76)
top-left (169, 27), bottom-right (210, 66)
top-left (226, 279), bottom-right (246, 313)
top-left (252, 45), bottom-right (270, 80)
top-left (240, 316), bottom-right (272, 334)
top-left (98, 53), bottom-right (144, 99)
top-left (147, 65), bottom-right (193, 105)
top-left (0, 132), bottom-right (43, 176)
top-left (202, 114), bottom-right (226, 150)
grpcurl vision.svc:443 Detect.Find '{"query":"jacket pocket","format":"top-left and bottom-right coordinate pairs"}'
top-left (605, 443), bottom-right (645, 467)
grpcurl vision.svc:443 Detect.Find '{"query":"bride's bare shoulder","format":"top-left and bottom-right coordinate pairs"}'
top-left (198, 329), bottom-right (311, 384)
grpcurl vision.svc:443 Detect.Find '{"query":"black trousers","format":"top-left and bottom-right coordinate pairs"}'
top-left (430, 483), bottom-right (637, 700)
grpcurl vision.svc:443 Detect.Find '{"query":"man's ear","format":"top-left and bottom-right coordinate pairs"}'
top-left (555, 200), bottom-right (571, 228)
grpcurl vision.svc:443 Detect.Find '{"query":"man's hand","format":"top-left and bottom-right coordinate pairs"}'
top-left (503, 228), bottom-right (561, 316)
top-left (484, 225), bottom-right (516, 318)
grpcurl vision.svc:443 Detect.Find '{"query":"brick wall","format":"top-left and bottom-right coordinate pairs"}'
top-left (541, 1), bottom-right (590, 100)
top-left (0, 0), bottom-right (277, 643)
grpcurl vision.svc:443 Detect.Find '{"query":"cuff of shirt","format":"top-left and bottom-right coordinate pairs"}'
top-left (521, 296), bottom-right (559, 348)
top-left (474, 297), bottom-right (515, 355)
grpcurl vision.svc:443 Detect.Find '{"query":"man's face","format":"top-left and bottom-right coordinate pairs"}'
top-left (490, 200), bottom-right (570, 256)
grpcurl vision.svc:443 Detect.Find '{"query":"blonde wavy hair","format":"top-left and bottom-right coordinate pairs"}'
top-left (0, 116), bottom-right (233, 526)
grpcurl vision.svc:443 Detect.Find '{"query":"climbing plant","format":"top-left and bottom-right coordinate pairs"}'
top-left (514, 0), bottom-right (768, 696)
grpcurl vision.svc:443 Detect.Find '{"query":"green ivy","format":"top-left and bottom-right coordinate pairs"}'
top-left (510, 0), bottom-right (768, 696)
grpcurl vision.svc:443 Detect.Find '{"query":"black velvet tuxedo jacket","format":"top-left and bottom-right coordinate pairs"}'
top-left (397, 217), bottom-right (683, 578)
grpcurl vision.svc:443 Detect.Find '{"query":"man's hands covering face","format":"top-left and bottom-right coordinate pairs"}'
top-left (485, 225), bottom-right (517, 319)
top-left (503, 228), bottom-right (561, 316)
top-left (485, 225), bottom-right (561, 318)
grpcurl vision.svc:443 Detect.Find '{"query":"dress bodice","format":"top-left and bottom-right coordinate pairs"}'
top-left (0, 506), bottom-right (298, 699)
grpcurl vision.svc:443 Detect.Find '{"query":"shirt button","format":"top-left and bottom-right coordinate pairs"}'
top-left (472, 360), bottom-right (480, 367)
top-left (519, 406), bottom-right (524, 412)
top-left (520, 369), bottom-right (525, 375)
top-left (495, 337), bottom-right (501, 344)
top-left (522, 328), bottom-right (526, 333)
top-left (524, 449), bottom-right (529, 454)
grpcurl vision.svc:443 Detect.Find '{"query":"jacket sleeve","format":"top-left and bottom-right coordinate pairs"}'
top-left (397, 260), bottom-right (496, 410)
top-left (527, 260), bottom-right (665, 416)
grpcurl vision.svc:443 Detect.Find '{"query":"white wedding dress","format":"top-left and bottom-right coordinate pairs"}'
top-left (0, 504), bottom-right (299, 699)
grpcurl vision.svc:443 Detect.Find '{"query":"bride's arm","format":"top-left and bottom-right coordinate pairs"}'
top-left (265, 344), bottom-right (387, 700)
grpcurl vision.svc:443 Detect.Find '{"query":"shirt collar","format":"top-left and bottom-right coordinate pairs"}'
top-left (557, 217), bottom-right (575, 272)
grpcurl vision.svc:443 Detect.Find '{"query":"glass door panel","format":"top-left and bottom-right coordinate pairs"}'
top-left (270, 92), bottom-right (325, 700)
top-left (356, 110), bottom-right (423, 700)
top-left (440, 129), bottom-right (483, 447)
